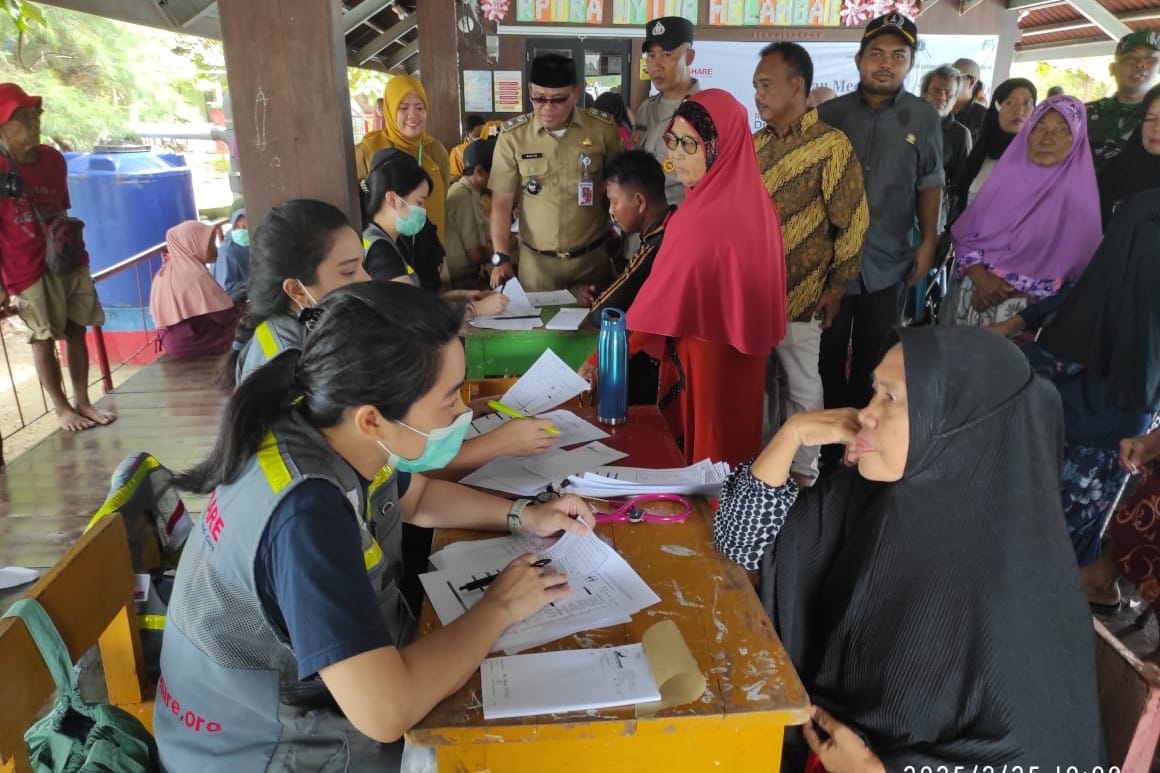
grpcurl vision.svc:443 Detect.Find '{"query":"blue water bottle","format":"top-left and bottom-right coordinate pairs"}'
top-left (597, 307), bottom-right (628, 426)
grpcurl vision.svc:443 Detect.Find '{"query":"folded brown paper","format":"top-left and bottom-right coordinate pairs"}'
top-left (636, 620), bottom-right (707, 716)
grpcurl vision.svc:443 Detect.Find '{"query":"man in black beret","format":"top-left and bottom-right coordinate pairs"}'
top-left (487, 54), bottom-right (622, 293)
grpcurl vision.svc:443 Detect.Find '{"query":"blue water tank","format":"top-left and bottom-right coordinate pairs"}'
top-left (65, 146), bottom-right (197, 330)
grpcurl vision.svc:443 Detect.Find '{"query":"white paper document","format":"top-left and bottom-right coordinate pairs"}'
top-left (544, 307), bottom-right (590, 331)
top-left (421, 531), bottom-right (660, 654)
top-left (563, 458), bottom-right (732, 497)
top-left (525, 290), bottom-right (577, 307)
top-left (500, 349), bottom-right (591, 416)
top-left (481, 644), bottom-right (660, 719)
top-left (457, 441), bottom-right (627, 496)
top-left (469, 317), bottom-right (541, 331)
top-left (494, 277), bottom-right (539, 318)
top-left (463, 409), bottom-right (608, 448)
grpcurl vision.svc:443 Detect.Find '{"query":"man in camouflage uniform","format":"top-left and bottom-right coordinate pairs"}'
top-left (488, 54), bottom-right (622, 293)
top-left (1087, 31), bottom-right (1160, 173)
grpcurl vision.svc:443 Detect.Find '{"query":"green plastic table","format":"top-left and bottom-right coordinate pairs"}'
top-left (462, 307), bottom-right (598, 378)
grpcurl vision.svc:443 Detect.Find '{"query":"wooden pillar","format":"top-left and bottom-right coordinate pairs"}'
top-left (417, 0), bottom-right (463, 148)
top-left (217, 0), bottom-right (360, 228)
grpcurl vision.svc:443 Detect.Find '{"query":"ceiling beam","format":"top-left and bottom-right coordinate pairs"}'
top-left (1021, 7), bottom-right (1160, 35)
top-left (381, 39), bottom-right (419, 71)
top-left (1012, 38), bottom-right (1117, 60)
top-left (342, 0), bottom-right (394, 34)
top-left (1007, 0), bottom-right (1066, 11)
top-left (1059, 0), bottom-right (1132, 39)
top-left (352, 13), bottom-right (417, 64)
top-left (181, 2), bottom-right (218, 29)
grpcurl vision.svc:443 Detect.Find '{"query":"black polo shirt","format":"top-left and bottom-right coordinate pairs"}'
top-left (819, 88), bottom-right (943, 292)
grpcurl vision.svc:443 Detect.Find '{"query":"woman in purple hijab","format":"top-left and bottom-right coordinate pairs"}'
top-left (948, 96), bottom-right (1102, 327)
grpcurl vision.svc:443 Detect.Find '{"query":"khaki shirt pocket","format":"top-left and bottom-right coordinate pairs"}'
top-left (517, 156), bottom-right (549, 181)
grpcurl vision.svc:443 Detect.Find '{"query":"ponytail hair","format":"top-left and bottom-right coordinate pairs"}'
top-left (216, 199), bottom-right (353, 390)
top-left (180, 281), bottom-right (464, 493)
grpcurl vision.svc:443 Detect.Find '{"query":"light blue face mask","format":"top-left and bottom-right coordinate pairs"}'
top-left (395, 198), bottom-right (428, 237)
top-left (377, 409), bottom-right (472, 473)
top-left (230, 228), bottom-right (249, 247)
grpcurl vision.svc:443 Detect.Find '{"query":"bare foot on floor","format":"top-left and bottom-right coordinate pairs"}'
top-left (76, 403), bottom-right (116, 426)
top-left (56, 406), bottom-right (97, 432)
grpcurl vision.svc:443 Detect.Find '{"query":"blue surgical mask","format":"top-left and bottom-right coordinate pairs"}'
top-left (377, 409), bottom-right (472, 473)
top-left (395, 198), bottom-right (427, 237)
top-left (230, 228), bottom-right (249, 247)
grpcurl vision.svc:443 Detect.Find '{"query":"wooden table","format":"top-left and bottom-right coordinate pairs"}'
top-left (407, 406), bottom-right (810, 771)
top-left (463, 307), bottom-right (598, 379)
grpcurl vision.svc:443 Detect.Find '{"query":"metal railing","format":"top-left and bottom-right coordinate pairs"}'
top-left (0, 241), bottom-right (166, 440)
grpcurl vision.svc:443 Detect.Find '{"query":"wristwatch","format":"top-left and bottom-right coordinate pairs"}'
top-left (507, 498), bottom-right (531, 534)
top-left (491, 251), bottom-right (511, 267)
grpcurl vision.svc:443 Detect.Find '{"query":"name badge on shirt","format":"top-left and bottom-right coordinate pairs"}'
top-left (578, 154), bottom-right (594, 207)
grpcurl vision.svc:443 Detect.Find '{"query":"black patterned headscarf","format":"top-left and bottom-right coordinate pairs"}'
top-left (673, 100), bottom-right (719, 168)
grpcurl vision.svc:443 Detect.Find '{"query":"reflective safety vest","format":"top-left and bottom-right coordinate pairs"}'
top-left (362, 222), bottom-right (418, 286)
top-left (155, 413), bottom-right (412, 771)
top-left (236, 313), bottom-right (303, 385)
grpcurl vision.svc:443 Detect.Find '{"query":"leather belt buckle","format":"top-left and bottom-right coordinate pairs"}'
top-left (556, 250), bottom-right (571, 260)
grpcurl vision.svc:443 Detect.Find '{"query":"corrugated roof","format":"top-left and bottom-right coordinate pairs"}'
top-left (1016, 0), bottom-right (1160, 51)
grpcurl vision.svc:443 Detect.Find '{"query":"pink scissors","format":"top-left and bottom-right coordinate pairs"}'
top-left (593, 494), bottom-right (692, 524)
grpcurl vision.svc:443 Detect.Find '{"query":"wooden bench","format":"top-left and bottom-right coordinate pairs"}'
top-left (1095, 617), bottom-right (1160, 770)
top-left (0, 514), bottom-right (153, 773)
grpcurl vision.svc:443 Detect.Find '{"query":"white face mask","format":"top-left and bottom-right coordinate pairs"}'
top-left (376, 409), bottom-right (473, 473)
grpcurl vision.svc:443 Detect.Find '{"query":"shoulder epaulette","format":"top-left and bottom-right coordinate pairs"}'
top-left (585, 107), bottom-right (614, 125)
top-left (503, 113), bottom-right (531, 130)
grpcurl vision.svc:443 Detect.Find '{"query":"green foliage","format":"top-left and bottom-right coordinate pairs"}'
top-left (2, 0), bottom-right (44, 34)
top-left (1020, 60), bottom-right (1112, 103)
top-left (0, 4), bottom-right (225, 150)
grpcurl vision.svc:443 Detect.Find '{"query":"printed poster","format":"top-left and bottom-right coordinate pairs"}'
top-left (516, 0), bottom-right (603, 23)
top-left (707, 0), bottom-right (840, 26)
top-left (464, 71), bottom-right (494, 113)
top-left (612, 0), bottom-right (699, 24)
top-left (494, 70), bottom-right (524, 113)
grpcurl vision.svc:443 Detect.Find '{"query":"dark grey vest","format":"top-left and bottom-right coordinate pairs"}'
top-left (155, 413), bottom-right (412, 771)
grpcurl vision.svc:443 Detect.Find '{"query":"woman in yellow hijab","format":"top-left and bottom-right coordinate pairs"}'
top-left (356, 75), bottom-right (451, 239)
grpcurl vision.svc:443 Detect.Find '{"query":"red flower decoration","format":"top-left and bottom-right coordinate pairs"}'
top-left (480, 0), bottom-right (511, 23)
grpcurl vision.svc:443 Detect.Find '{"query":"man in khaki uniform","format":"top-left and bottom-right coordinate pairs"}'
top-left (489, 54), bottom-right (622, 292)
top-left (443, 137), bottom-right (494, 289)
top-left (634, 16), bottom-right (700, 206)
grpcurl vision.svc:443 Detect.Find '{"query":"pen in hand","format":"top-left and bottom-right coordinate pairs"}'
top-left (487, 400), bottom-right (561, 435)
top-left (459, 558), bottom-right (552, 592)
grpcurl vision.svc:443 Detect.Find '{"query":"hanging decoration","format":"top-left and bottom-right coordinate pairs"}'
top-left (480, 0), bottom-right (512, 23)
top-left (839, 0), bottom-right (920, 27)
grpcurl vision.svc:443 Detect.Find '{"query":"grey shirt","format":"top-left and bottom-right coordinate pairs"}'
top-left (819, 88), bottom-right (944, 293)
top-left (633, 79), bottom-right (701, 206)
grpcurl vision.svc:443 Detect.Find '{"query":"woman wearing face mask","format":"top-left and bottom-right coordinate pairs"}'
top-left (213, 208), bottom-right (250, 302)
top-left (952, 78), bottom-right (1037, 218)
top-left (356, 76), bottom-right (450, 241)
top-left (156, 281), bottom-right (594, 772)
top-left (363, 148), bottom-right (506, 314)
top-left (715, 326), bottom-right (1104, 769)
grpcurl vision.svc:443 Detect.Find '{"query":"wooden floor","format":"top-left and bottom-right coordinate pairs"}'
top-left (0, 356), bottom-right (227, 612)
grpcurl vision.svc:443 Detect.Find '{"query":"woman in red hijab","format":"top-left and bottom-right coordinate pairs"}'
top-left (626, 89), bottom-right (787, 465)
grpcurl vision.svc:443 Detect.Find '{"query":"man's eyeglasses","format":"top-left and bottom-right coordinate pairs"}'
top-left (530, 95), bottom-right (571, 106)
top-left (662, 131), bottom-right (700, 154)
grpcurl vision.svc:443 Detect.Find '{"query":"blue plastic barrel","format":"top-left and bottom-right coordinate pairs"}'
top-left (65, 146), bottom-right (197, 331)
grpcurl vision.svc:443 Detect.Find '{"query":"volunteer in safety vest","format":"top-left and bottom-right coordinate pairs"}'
top-left (157, 281), bottom-right (593, 772)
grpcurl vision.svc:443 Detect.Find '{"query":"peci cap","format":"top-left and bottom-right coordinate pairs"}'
top-left (0, 83), bottom-right (42, 124)
top-left (860, 12), bottom-right (918, 52)
top-left (529, 53), bottom-right (577, 89)
top-left (642, 16), bottom-right (694, 53)
top-left (1116, 30), bottom-right (1160, 56)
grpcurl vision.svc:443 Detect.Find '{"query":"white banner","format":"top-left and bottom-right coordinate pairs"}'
top-left (680, 35), bottom-right (998, 131)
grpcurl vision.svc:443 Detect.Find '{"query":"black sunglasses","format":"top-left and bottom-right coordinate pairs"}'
top-left (530, 95), bottom-right (571, 106)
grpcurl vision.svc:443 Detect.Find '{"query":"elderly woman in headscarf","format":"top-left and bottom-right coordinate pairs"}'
top-left (715, 326), bottom-right (1104, 769)
top-left (149, 221), bottom-right (239, 359)
top-left (1098, 83), bottom-right (1160, 228)
top-left (994, 188), bottom-right (1160, 570)
top-left (948, 95), bottom-right (1101, 327)
top-left (952, 77), bottom-right (1037, 216)
top-left (626, 89), bottom-right (787, 466)
top-left (355, 76), bottom-right (451, 241)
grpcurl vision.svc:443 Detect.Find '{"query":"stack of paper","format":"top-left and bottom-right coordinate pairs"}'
top-left (458, 441), bottom-right (627, 496)
top-left (525, 289), bottom-right (577, 307)
top-left (481, 644), bottom-right (660, 719)
top-left (562, 458), bottom-right (731, 498)
top-left (421, 530), bottom-right (660, 654)
top-left (544, 307), bottom-right (590, 331)
top-left (492, 277), bottom-right (539, 319)
top-left (463, 409), bottom-right (609, 448)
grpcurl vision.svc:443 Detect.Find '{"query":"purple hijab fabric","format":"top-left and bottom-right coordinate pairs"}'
top-left (951, 96), bottom-right (1102, 284)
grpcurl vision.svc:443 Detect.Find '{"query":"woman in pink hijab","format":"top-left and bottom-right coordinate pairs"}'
top-left (949, 95), bottom-right (1102, 327)
top-left (149, 220), bottom-right (239, 359)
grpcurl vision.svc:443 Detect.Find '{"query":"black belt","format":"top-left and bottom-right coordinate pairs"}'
top-left (524, 236), bottom-right (605, 261)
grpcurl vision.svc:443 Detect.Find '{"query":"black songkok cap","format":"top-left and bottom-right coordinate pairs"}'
top-left (529, 54), bottom-right (577, 88)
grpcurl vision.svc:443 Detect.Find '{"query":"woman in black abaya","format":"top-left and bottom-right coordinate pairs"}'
top-left (715, 326), bottom-right (1103, 770)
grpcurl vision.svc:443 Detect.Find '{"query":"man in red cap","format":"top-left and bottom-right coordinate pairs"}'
top-left (0, 83), bottom-right (113, 432)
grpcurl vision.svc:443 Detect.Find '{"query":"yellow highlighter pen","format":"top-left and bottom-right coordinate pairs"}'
top-left (486, 400), bottom-right (561, 435)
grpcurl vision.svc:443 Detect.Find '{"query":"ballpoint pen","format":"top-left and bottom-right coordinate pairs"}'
top-left (459, 557), bottom-right (552, 592)
top-left (487, 400), bottom-right (561, 435)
